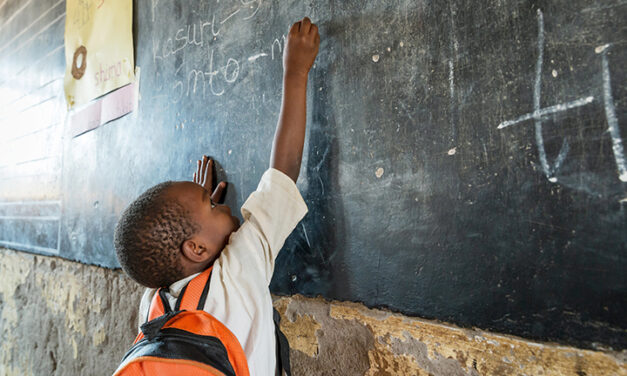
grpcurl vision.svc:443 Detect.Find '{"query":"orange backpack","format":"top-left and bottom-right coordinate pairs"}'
top-left (113, 267), bottom-right (250, 376)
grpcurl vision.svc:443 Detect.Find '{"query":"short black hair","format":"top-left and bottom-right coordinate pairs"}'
top-left (114, 181), bottom-right (199, 288)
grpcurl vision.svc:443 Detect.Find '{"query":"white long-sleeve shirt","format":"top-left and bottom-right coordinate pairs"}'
top-left (137, 168), bottom-right (308, 376)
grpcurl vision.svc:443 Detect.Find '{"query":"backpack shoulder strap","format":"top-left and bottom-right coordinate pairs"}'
top-left (146, 287), bottom-right (171, 322)
top-left (176, 266), bottom-right (213, 311)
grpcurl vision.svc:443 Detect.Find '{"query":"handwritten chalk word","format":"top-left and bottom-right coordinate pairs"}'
top-left (152, 19), bottom-right (214, 64)
top-left (171, 50), bottom-right (239, 102)
top-left (151, 0), bottom-right (263, 64)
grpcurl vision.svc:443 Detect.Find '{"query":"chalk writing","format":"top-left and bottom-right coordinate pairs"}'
top-left (152, 0), bottom-right (262, 64)
top-left (271, 35), bottom-right (286, 60)
top-left (171, 50), bottom-right (240, 102)
top-left (600, 45), bottom-right (627, 182)
top-left (248, 53), bottom-right (268, 62)
top-left (448, 1), bottom-right (459, 144)
top-left (152, 19), bottom-right (213, 64)
top-left (151, 0), bottom-right (265, 103)
top-left (497, 9), bottom-right (626, 184)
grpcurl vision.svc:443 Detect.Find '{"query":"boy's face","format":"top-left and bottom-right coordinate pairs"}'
top-left (167, 181), bottom-right (240, 256)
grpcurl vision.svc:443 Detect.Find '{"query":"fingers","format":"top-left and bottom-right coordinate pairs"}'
top-left (194, 160), bottom-right (201, 184)
top-left (193, 156), bottom-right (229, 202)
top-left (211, 181), bottom-right (227, 203)
top-left (301, 17), bottom-right (311, 33)
top-left (199, 157), bottom-right (207, 186)
top-left (290, 17), bottom-right (316, 35)
top-left (289, 21), bottom-right (300, 34)
top-left (202, 156), bottom-right (213, 189)
top-left (194, 155), bottom-right (214, 190)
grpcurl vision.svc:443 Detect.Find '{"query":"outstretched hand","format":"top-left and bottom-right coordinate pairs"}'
top-left (283, 17), bottom-right (320, 78)
top-left (193, 155), bottom-right (227, 203)
top-left (270, 17), bottom-right (320, 182)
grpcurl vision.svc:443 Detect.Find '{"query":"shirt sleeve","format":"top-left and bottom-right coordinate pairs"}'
top-left (216, 168), bottom-right (308, 286)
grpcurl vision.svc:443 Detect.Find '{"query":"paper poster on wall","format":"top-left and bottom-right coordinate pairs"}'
top-left (70, 68), bottom-right (140, 137)
top-left (63, 0), bottom-right (135, 109)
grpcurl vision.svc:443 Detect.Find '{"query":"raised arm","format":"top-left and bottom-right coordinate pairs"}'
top-left (270, 17), bottom-right (320, 182)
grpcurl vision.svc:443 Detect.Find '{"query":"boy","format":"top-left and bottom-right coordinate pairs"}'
top-left (114, 17), bottom-right (320, 375)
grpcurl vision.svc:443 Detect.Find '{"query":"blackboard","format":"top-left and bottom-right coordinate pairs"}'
top-left (1, 0), bottom-right (625, 350)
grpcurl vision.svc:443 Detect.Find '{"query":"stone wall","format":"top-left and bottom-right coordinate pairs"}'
top-left (0, 248), bottom-right (625, 375)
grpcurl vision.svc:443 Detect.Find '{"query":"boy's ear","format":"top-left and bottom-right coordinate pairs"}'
top-left (181, 238), bottom-right (212, 263)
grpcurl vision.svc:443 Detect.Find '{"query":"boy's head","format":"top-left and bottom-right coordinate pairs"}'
top-left (114, 181), bottom-right (240, 288)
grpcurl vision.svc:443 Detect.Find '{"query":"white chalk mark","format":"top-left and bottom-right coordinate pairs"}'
top-left (0, 0), bottom-right (8, 12)
top-left (0, 122), bottom-right (56, 146)
top-left (533, 9), bottom-right (552, 179)
top-left (497, 96), bottom-right (595, 129)
top-left (175, 61), bottom-right (185, 74)
top-left (0, 0), bottom-right (63, 54)
top-left (151, 0), bottom-right (159, 22)
top-left (242, 0), bottom-right (261, 20)
top-left (0, 215), bottom-right (60, 221)
top-left (0, 0), bottom-right (33, 33)
top-left (0, 240), bottom-right (59, 255)
top-left (248, 52), bottom-right (267, 62)
top-left (533, 9), bottom-right (572, 181)
top-left (552, 138), bottom-right (570, 172)
top-left (500, 9), bottom-right (583, 182)
top-left (271, 36), bottom-right (286, 60)
top-left (211, 14), bottom-right (221, 36)
top-left (5, 12), bottom-right (65, 58)
top-left (482, 142), bottom-right (489, 163)
top-left (601, 47), bottom-right (627, 182)
top-left (448, 1), bottom-right (460, 144)
top-left (1, 73), bottom-right (62, 107)
top-left (302, 223), bottom-right (311, 248)
top-left (448, 59), bottom-right (455, 100)
top-left (0, 200), bottom-right (61, 206)
top-left (595, 44), bottom-right (610, 54)
top-left (13, 44), bottom-right (63, 78)
top-left (447, 1), bottom-right (459, 102)
top-left (220, 8), bottom-right (240, 24)
top-left (317, 175), bottom-right (324, 195)
top-left (582, 2), bottom-right (627, 13)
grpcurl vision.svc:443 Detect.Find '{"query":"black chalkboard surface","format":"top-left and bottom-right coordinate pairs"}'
top-left (3, 0), bottom-right (626, 349)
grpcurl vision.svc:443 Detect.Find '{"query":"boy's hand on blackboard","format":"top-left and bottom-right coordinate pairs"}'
top-left (193, 155), bottom-right (226, 203)
top-left (283, 17), bottom-right (320, 79)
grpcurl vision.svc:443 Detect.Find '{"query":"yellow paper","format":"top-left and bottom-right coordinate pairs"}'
top-left (64, 0), bottom-right (135, 109)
